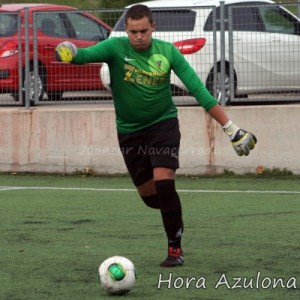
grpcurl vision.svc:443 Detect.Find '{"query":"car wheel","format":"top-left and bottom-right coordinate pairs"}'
top-left (47, 91), bottom-right (63, 101)
top-left (12, 65), bottom-right (45, 106)
top-left (206, 65), bottom-right (235, 105)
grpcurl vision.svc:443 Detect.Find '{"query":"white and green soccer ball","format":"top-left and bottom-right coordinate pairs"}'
top-left (99, 256), bottom-right (136, 295)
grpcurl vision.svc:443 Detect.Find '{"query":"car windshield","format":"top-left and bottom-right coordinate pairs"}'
top-left (0, 13), bottom-right (18, 37)
top-left (114, 9), bottom-right (196, 32)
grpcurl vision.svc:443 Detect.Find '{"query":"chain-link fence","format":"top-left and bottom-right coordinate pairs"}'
top-left (0, 2), bottom-right (299, 107)
top-left (227, 2), bottom-right (300, 105)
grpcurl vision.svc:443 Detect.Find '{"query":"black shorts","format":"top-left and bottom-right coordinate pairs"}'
top-left (118, 118), bottom-right (181, 186)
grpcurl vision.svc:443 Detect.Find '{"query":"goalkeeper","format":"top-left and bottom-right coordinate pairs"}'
top-left (55, 4), bottom-right (257, 267)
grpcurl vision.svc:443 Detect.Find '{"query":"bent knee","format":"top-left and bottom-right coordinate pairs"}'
top-left (141, 194), bottom-right (160, 209)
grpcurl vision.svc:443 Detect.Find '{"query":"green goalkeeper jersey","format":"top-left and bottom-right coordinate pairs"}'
top-left (72, 37), bottom-right (218, 134)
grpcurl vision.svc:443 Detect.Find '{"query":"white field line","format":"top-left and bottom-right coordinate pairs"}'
top-left (0, 186), bottom-right (300, 194)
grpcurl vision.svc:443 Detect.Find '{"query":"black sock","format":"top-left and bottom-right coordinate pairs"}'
top-left (155, 179), bottom-right (183, 249)
top-left (141, 194), bottom-right (160, 209)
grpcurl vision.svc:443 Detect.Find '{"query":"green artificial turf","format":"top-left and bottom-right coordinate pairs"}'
top-left (0, 174), bottom-right (299, 299)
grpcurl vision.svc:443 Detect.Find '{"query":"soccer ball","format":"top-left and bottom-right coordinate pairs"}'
top-left (99, 256), bottom-right (136, 295)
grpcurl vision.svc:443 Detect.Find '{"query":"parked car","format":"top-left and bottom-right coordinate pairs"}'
top-left (0, 3), bottom-right (111, 103)
top-left (101, 0), bottom-right (300, 104)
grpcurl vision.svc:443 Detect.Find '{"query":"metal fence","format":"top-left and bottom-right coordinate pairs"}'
top-left (0, 2), bottom-right (299, 107)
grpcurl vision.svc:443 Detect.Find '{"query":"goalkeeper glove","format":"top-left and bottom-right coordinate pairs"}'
top-left (223, 120), bottom-right (257, 156)
top-left (55, 41), bottom-right (77, 62)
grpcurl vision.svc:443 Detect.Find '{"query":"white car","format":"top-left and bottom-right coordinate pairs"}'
top-left (101, 0), bottom-right (300, 104)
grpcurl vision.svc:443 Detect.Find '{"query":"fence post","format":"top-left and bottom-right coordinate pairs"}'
top-left (219, 1), bottom-right (226, 106)
top-left (32, 12), bottom-right (39, 105)
top-left (228, 6), bottom-right (235, 104)
top-left (23, 7), bottom-right (30, 108)
top-left (212, 7), bottom-right (218, 100)
top-left (17, 13), bottom-right (23, 105)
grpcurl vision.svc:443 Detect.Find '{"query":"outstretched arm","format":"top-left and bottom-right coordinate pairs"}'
top-left (55, 39), bottom-right (113, 64)
top-left (172, 47), bottom-right (257, 157)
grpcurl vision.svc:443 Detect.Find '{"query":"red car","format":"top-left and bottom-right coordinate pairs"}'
top-left (0, 3), bottom-right (111, 103)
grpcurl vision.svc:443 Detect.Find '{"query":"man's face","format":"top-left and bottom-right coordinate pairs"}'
top-left (126, 16), bottom-right (155, 51)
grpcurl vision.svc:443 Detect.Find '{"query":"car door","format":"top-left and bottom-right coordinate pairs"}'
top-left (36, 11), bottom-right (110, 91)
top-left (204, 3), bottom-right (274, 95)
top-left (257, 5), bottom-right (300, 90)
top-left (36, 12), bottom-right (71, 89)
top-left (227, 4), bottom-right (273, 93)
top-left (57, 11), bottom-right (110, 90)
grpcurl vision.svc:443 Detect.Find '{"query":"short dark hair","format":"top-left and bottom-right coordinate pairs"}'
top-left (125, 4), bottom-right (153, 24)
